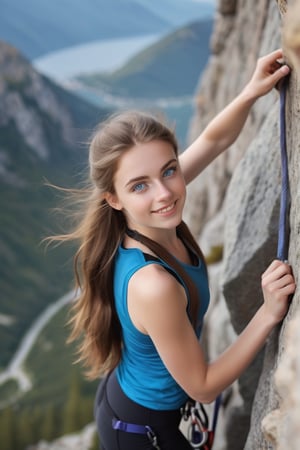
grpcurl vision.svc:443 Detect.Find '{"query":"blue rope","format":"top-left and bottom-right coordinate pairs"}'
top-left (277, 75), bottom-right (290, 261)
top-left (211, 394), bottom-right (222, 435)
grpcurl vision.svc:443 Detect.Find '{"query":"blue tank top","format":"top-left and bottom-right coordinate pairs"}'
top-left (113, 244), bottom-right (210, 410)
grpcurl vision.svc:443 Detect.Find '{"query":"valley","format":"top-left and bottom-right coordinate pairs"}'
top-left (0, 290), bottom-right (75, 405)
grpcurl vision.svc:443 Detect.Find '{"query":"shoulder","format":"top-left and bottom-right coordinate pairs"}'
top-left (131, 263), bottom-right (184, 299)
top-left (127, 263), bottom-right (187, 333)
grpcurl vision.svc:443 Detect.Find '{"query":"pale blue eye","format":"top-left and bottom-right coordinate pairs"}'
top-left (163, 167), bottom-right (176, 177)
top-left (133, 183), bottom-right (146, 192)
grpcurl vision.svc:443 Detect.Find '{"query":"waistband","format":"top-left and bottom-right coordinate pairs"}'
top-left (106, 369), bottom-right (182, 428)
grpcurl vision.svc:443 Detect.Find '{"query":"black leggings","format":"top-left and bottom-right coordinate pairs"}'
top-left (94, 370), bottom-right (192, 450)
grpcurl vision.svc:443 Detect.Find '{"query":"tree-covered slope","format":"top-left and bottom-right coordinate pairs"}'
top-left (78, 20), bottom-right (213, 99)
top-left (135, 0), bottom-right (214, 26)
top-left (0, 41), bottom-right (110, 369)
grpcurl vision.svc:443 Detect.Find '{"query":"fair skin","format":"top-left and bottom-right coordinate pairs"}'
top-left (105, 49), bottom-right (296, 403)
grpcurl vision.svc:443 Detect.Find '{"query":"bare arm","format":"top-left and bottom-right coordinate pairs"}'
top-left (179, 49), bottom-right (290, 184)
top-left (129, 260), bottom-right (295, 403)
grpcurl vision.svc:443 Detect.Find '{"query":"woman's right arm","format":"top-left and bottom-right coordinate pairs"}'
top-left (179, 49), bottom-right (290, 185)
top-left (128, 260), bottom-right (295, 403)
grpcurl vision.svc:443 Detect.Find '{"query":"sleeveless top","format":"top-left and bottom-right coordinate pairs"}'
top-left (113, 244), bottom-right (210, 410)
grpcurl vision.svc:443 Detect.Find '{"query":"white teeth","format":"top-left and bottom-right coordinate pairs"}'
top-left (157, 203), bottom-right (175, 213)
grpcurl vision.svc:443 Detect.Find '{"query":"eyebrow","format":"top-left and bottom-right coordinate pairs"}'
top-left (125, 158), bottom-right (177, 188)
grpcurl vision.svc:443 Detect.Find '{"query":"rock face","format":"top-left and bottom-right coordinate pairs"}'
top-left (184, 0), bottom-right (300, 448)
top-left (0, 43), bottom-right (74, 162)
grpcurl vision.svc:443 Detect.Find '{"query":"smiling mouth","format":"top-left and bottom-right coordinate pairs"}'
top-left (154, 202), bottom-right (176, 214)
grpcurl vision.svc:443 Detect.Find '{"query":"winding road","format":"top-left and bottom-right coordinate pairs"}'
top-left (0, 290), bottom-right (76, 398)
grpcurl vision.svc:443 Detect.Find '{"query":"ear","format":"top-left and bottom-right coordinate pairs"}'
top-left (103, 192), bottom-right (122, 211)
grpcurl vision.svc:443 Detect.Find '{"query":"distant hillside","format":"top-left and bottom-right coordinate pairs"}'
top-left (135, 0), bottom-right (214, 26)
top-left (0, 41), bottom-right (110, 368)
top-left (0, 42), bottom-right (109, 450)
top-left (78, 19), bottom-right (213, 99)
top-left (0, 0), bottom-right (170, 59)
top-left (0, 0), bottom-right (215, 61)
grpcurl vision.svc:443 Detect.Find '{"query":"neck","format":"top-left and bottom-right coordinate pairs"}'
top-left (126, 226), bottom-right (192, 265)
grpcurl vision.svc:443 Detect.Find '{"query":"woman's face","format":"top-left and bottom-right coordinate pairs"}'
top-left (106, 140), bottom-right (186, 236)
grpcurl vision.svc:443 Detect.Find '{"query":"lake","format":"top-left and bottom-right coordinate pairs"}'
top-left (33, 33), bottom-right (196, 147)
top-left (33, 34), bottom-right (163, 81)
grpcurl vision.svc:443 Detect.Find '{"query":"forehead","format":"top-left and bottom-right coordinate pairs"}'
top-left (115, 140), bottom-right (176, 177)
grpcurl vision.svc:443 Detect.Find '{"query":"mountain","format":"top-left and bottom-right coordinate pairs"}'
top-left (0, 0), bottom-right (215, 61)
top-left (0, 40), bottom-right (110, 369)
top-left (0, 0), bottom-right (171, 59)
top-left (0, 0), bottom-right (170, 59)
top-left (136, 0), bottom-right (215, 26)
top-left (0, 40), bottom-right (108, 448)
top-left (77, 19), bottom-right (213, 99)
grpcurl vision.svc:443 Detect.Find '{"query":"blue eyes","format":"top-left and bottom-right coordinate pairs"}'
top-left (163, 167), bottom-right (175, 177)
top-left (133, 183), bottom-right (146, 192)
top-left (132, 166), bottom-right (177, 193)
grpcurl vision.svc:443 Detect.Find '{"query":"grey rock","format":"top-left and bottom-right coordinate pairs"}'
top-left (185, 0), bottom-right (300, 448)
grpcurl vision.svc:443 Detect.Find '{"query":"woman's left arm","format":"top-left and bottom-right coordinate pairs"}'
top-left (180, 49), bottom-right (290, 184)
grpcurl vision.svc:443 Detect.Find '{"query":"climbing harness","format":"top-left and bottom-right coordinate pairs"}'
top-left (112, 418), bottom-right (160, 449)
top-left (181, 396), bottom-right (222, 449)
top-left (277, 74), bottom-right (290, 262)
top-left (111, 396), bottom-right (221, 450)
top-left (96, 371), bottom-right (161, 449)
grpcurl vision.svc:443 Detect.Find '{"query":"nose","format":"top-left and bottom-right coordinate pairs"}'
top-left (155, 181), bottom-right (172, 201)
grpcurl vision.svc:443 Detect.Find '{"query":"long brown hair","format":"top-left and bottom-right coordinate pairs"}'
top-left (55, 111), bottom-right (205, 379)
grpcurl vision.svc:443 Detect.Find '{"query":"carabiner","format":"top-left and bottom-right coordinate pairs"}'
top-left (194, 402), bottom-right (209, 429)
top-left (188, 419), bottom-right (209, 448)
top-left (145, 425), bottom-right (160, 450)
top-left (181, 400), bottom-right (193, 421)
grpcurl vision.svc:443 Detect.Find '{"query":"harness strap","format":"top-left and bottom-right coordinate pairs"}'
top-left (112, 418), bottom-right (150, 434)
top-left (112, 418), bottom-right (160, 449)
top-left (277, 75), bottom-right (290, 261)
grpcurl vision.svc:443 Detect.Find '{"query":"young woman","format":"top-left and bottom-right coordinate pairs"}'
top-left (61, 49), bottom-right (295, 449)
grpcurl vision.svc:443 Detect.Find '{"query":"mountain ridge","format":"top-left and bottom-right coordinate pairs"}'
top-left (77, 19), bottom-right (213, 99)
top-left (0, 0), bottom-right (214, 60)
top-left (0, 40), bottom-right (109, 368)
top-left (0, 0), bottom-right (170, 59)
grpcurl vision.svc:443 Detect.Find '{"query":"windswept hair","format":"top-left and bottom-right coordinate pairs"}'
top-left (52, 110), bottom-right (205, 379)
